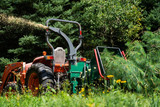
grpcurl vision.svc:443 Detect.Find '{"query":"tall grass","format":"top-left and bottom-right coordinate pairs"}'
top-left (0, 90), bottom-right (159, 107)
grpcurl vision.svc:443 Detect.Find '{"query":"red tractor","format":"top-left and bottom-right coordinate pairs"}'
top-left (0, 19), bottom-right (85, 95)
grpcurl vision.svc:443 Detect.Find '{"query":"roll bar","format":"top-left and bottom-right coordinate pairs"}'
top-left (45, 18), bottom-right (83, 64)
top-left (46, 19), bottom-right (83, 39)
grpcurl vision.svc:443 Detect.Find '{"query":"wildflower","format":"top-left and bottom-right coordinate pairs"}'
top-left (107, 90), bottom-right (109, 92)
top-left (116, 79), bottom-right (121, 83)
top-left (35, 87), bottom-right (38, 90)
top-left (103, 91), bottom-right (105, 94)
top-left (79, 88), bottom-right (85, 93)
top-left (82, 94), bottom-right (85, 97)
top-left (121, 81), bottom-right (127, 83)
top-left (107, 75), bottom-right (114, 78)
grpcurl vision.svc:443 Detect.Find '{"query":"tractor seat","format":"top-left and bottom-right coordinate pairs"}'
top-left (54, 47), bottom-right (69, 72)
top-left (54, 47), bottom-right (66, 66)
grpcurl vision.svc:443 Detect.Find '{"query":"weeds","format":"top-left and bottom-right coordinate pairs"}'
top-left (0, 89), bottom-right (159, 107)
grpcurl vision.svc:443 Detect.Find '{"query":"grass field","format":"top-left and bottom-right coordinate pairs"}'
top-left (0, 89), bottom-right (159, 107)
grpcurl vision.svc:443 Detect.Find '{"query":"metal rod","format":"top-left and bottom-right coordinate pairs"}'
top-left (46, 19), bottom-right (83, 53)
top-left (94, 49), bottom-right (109, 80)
top-left (45, 32), bottom-right (55, 72)
top-left (75, 39), bottom-right (82, 52)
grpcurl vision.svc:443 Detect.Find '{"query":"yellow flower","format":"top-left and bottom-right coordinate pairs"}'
top-left (79, 88), bottom-right (85, 93)
top-left (107, 90), bottom-right (109, 92)
top-left (121, 81), bottom-right (127, 83)
top-left (103, 91), bottom-right (105, 94)
top-left (35, 87), bottom-right (38, 90)
top-left (116, 79), bottom-right (121, 83)
top-left (81, 88), bottom-right (85, 92)
top-left (82, 94), bottom-right (85, 97)
top-left (107, 75), bottom-right (114, 78)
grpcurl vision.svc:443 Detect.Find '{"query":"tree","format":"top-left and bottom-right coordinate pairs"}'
top-left (140, 0), bottom-right (160, 31)
top-left (0, 0), bottom-right (144, 73)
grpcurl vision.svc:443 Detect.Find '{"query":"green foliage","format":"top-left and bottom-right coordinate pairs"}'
top-left (101, 30), bottom-right (160, 93)
top-left (8, 35), bottom-right (46, 61)
top-left (70, 0), bottom-right (143, 50)
top-left (0, 0), bottom-right (143, 60)
top-left (140, 0), bottom-right (159, 11)
top-left (140, 1), bottom-right (160, 31)
top-left (142, 31), bottom-right (160, 64)
top-left (0, 90), bottom-right (159, 107)
top-left (143, 3), bottom-right (160, 30)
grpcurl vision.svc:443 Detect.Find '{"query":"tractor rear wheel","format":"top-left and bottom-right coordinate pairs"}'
top-left (25, 63), bottom-right (55, 96)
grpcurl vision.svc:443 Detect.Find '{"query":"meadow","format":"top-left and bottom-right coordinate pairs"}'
top-left (0, 89), bottom-right (159, 107)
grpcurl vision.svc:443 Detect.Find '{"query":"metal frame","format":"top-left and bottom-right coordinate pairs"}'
top-left (45, 19), bottom-right (83, 67)
top-left (45, 19), bottom-right (84, 93)
top-left (94, 46), bottom-right (123, 79)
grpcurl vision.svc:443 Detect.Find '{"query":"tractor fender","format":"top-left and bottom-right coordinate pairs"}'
top-left (32, 56), bottom-right (52, 68)
top-left (23, 56), bottom-right (52, 85)
top-left (32, 56), bottom-right (45, 64)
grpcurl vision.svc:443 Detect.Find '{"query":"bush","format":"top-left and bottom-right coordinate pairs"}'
top-left (101, 30), bottom-right (160, 93)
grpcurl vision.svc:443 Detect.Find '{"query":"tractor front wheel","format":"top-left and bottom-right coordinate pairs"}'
top-left (25, 63), bottom-right (55, 96)
top-left (2, 83), bottom-right (17, 97)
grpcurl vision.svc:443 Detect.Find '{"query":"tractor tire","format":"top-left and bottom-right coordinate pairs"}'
top-left (25, 63), bottom-right (55, 96)
top-left (2, 83), bottom-right (17, 96)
